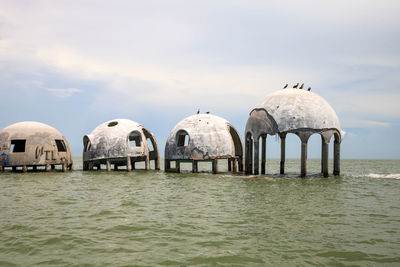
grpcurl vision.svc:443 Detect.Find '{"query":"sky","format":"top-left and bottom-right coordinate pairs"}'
top-left (1, 0), bottom-right (399, 159)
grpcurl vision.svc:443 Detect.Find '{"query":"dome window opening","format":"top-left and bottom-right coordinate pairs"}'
top-left (55, 140), bottom-right (67, 152)
top-left (10, 140), bottom-right (26, 153)
top-left (129, 131), bottom-right (142, 147)
top-left (108, 121), bottom-right (118, 127)
top-left (177, 130), bottom-right (189, 147)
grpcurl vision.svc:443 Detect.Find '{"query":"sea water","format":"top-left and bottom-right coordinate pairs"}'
top-left (0, 158), bottom-right (399, 266)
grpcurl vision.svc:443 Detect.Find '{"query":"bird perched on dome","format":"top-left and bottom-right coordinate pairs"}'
top-left (283, 84), bottom-right (288, 89)
top-left (299, 83), bottom-right (304, 89)
top-left (293, 83), bottom-right (299, 88)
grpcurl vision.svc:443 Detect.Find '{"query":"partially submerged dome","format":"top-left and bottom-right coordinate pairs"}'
top-left (165, 114), bottom-right (243, 173)
top-left (83, 119), bottom-right (160, 171)
top-left (245, 87), bottom-right (343, 177)
top-left (0, 121), bottom-right (73, 172)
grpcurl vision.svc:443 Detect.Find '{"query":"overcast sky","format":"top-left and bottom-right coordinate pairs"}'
top-left (1, 0), bottom-right (399, 158)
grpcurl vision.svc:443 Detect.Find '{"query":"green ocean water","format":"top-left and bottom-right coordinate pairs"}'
top-left (0, 158), bottom-right (399, 266)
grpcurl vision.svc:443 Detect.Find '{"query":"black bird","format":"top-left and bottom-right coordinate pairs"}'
top-left (283, 84), bottom-right (288, 89)
top-left (293, 83), bottom-right (299, 88)
top-left (197, 109), bottom-right (200, 114)
top-left (299, 83), bottom-right (304, 89)
top-left (307, 87), bottom-right (311, 91)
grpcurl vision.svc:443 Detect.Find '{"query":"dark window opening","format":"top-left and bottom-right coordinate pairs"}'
top-left (55, 139), bottom-right (67, 152)
top-left (177, 131), bottom-right (189, 147)
top-left (129, 131), bottom-right (142, 147)
top-left (108, 121), bottom-right (118, 127)
top-left (11, 140), bottom-right (26, 153)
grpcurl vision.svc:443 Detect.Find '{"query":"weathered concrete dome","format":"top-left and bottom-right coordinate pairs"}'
top-left (165, 114), bottom-right (243, 173)
top-left (83, 119), bottom-right (160, 171)
top-left (247, 88), bottom-right (343, 139)
top-left (0, 121), bottom-right (73, 172)
top-left (245, 87), bottom-right (343, 177)
top-left (165, 114), bottom-right (242, 160)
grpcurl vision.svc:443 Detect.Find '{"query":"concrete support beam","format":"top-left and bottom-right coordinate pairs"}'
top-left (165, 159), bottom-right (170, 172)
top-left (0, 166), bottom-right (3, 172)
top-left (62, 164), bottom-right (67, 172)
top-left (322, 141), bottom-right (329, 177)
top-left (33, 166), bottom-right (37, 171)
top-left (45, 164), bottom-right (50, 172)
top-left (238, 157), bottom-right (243, 172)
top-left (51, 164), bottom-right (55, 170)
top-left (22, 165), bottom-right (27, 173)
top-left (145, 155), bottom-right (150, 170)
top-left (212, 159), bottom-right (218, 174)
top-left (114, 164), bottom-right (118, 171)
top-left (192, 160), bottom-right (198, 173)
top-left (334, 141), bottom-right (340, 176)
top-left (280, 133), bottom-right (286, 175)
top-left (155, 157), bottom-right (160, 170)
top-left (127, 156), bottom-right (132, 172)
top-left (228, 158), bottom-right (232, 172)
top-left (176, 160), bottom-right (181, 173)
top-left (301, 141), bottom-right (307, 178)
top-left (261, 135), bottom-right (266, 175)
top-left (253, 139), bottom-right (259, 175)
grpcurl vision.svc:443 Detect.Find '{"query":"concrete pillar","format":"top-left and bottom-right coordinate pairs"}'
top-left (245, 139), bottom-right (250, 174)
top-left (0, 166), bottom-right (3, 172)
top-left (127, 156), bottom-right (132, 172)
top-left (132, 161), bottom-right (136, 170)
top-left (280, 133), bottom-right (286, 175)
top-left (12, 166), bottom-right (17, 172)
top-left (165, 159), bottom-right (170, 172)
top-left (145, 155), bottom-right (150, 170)
top-left (253, 139), bottom-right (259, 175)
top-left (33, 166), bottom-right (37, 171)
top-left (97, 164), bottom-right (101, 170)
top-left (212, 159), bottom-right (218, 174)
top-left (301, 141), bottom-right (307, 178)
top-left (114, 164), bottom-right (118, 171)
top-left (261, 135), bottom-right (266, 175)
top-left (238, 157), bottom-right (243, 172)
top-left (62, 164), bottom-right (67, 172)
top-left (322, 141), bottom-right (329, 177)
top-left (233, 158), bottom-right (238, 173)
top-left (45, 164), bottom-right (51, 172)
top-left (228, 158), bottom-right (232, 172)
top-left (176, 160), bottom-right (180, 173)
top-left (51, 164), bottom-right (55, 170)
top-left (106, 160), bottom-right (111, 172)
top-left (155, 157), bottom-right (160, 170)
top-left (334, 141), bottom-right (340, 176)
top-left (22, 165), bottom-right (27, 173)
top-left (192, 160), bottom-right (198, 173)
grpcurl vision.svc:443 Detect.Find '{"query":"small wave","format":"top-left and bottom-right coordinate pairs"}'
top-left (366, 173), bottom-right (400, 179)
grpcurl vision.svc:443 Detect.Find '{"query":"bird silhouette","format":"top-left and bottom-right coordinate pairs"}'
top-left (283, 84), bottom-right (288, 89)
top-left (197, 109), bottom-right (200, 114)
top-left (307, 87), bottom-right (311, 91)
top-left (299, 83), bottom-right (304, 89)
top-left (293, 83), bottom-right (299, 88)
top-left (206, 111), bottom-right (210, 114)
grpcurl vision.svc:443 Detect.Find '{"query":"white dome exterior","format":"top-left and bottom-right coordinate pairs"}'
top-left (165, 114), bottom-right (242, 160)
top-left (254, 89), bottom-right (341, 133)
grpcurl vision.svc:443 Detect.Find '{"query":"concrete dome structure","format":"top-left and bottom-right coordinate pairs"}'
top-left (0, 121), bottom-right (73, 172)
top-left (83, 119), bottom-right (160, 171)
top-left (245, 88), bottom-right (344, 177)
top-left (165, 114), bottom-right (243, 173)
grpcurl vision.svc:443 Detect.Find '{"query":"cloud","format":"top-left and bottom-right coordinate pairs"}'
top-left (46, 87), bottom-right (80, 98)
top-left (341, 119), bottom-right (390, 128)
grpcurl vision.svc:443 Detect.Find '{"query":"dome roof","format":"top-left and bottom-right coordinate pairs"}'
top-left (253, 89), bottom-right (342, 134)
top-left (165, 114), bottom-right (242, 160)
top-left (1, 121), bottom-right (64, 137)
top-left (87, 119), bottom-right (142, 143)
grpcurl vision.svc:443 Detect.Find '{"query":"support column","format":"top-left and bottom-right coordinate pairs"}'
top-left (238, 157), bottom-right (243, 172)
top-left (322, 141), bottom-right (329, 177)
top-left (145, 155), bottom-right (150, 170)
top-left (51, 164), bottom-right (55, 170)
top-left (245, 138), bottom-right (250, 174)
top-left (212, 159), bottom-right (218, 174)
top-left (334, 141), bottom-right (340, 176)
top-left (45, 164), bottom-right (51, 172)
top-left (253, 138), bottom-right (259, 175)
top-left (33, 166), bottom-right (37, 171)
top-left (155, 157), bottom-right (160, 170)
top-left (132, 161), bottom-right (136, 170)
top-left (0, 166), bottom-right (3, 172)
top-left (12, 166), bottom-right (17, 172)
top-left (106, 160), bottom-right (111, 172)
top-left (176, 160), bottom-right (181, 173)
top-left (233, 158), bottom-right (238, 173)
top-left (114, 164), bottom-right (118, 171)
top-left (165, 159), bottom-right (170, 172)
top-left (280, 133), bottom-right (286, 174)
top-left (228, 158), bottom-right (232, 172)
top-left (127, 156), bottom-right (132, 172)
top-left (192, 160), bottom-right (198, 173)
top-left (23, 165), bottom-right (27, 173)
top-left (62, 164), bottom-right (67, 172)
top-left (301, 141), bottom-right (307, 178)
top-left (261, 135), bottom-right (266, 175)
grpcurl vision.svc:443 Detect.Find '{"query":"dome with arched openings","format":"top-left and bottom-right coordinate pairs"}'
top-left (83, 119), bottom-right (159, 171)
top-left (165, 114), bottom-right (243, 173)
